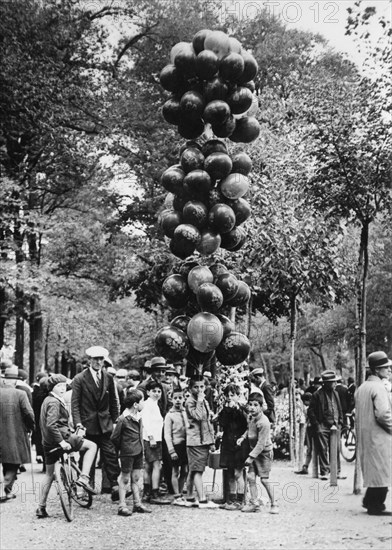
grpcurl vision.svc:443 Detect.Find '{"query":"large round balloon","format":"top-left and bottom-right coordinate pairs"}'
top-left (204, 31), bottom-right (231, 60)
top-left (180, 147), bottom-right (205, 173)
top-left (161, 166), bottom-right (185, 194)
top-left (196, 229), bottom-right (221, 255)
top-left (225, 280), bottom-right (251, 307)
top-left (219, 52), bottom-right (244, 82)
top-left (162, 97), bottom-right (181, 125)
top-left (173, 43), bottom-right (197, 78)
top-left (201, 139), bottom-right (227, 157)
top-left (203, 100), bottom-right (231, 126)
top-left (228, 197), bottom-right (251, 225)
top-left (159, 64), bottom-right (184, 92)
top-left (195, 50), bottom-right (219, 80)
top-left (215, 332), bottom-right (251, 365)
top-left (170, 234), bottom-right (198, 259)
top-left (220, 173), bottom-right (249, 200)
top-left (188, 265), bottom-right (213, 293)
top-left (204, 152), bottom-right (232, 181)
top-left (229, 116), bottom-right (260, 143)
top-left (155, 325), bottom-right (190, 362)
top-left (220, 226), bottom-right (246, 250)
top-left (215, 272), bottom-right (239, 301)
top-left (177, 260), bottom-right (200, 279)
top-left (180, 91), bottom-right (205, 120)
top-left (197, 283), bottom-right (224, 312)
top-left (204, 77), bottom-right (229, 103)
top-left (187, 312), bottom-right (224, 353)
top-left (208, 203), bottom-right (236, 234)
top-left (227, 87), bottom-right (253, 115)
top-left (162, 274), bottom-right (189, 308)
top-left (192, 29), bottom-right (211, 54)
top-left (211, 116), bottom-right (236, 138)
top-left (216, 314), bottom-right (235, 337)
top-left (160, 209), bottom-right (182, 238)
top-left (210, 263), bottom-right (229, 281)
top-left (183, 201), bottom-right (208, 229)
top-left (231, 152), bottom-right (252, 176)
top-left (171, 315), bottom-right (192, 333)
top-left (183, 170), bottom-right (212, 196)
top-left (174, 224), bottom-right (201, 247)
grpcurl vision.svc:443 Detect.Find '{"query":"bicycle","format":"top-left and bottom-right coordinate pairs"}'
top-left (340, 413), bottom-right (356, 463)
top-left (50, 448), bottom-right (93, 522)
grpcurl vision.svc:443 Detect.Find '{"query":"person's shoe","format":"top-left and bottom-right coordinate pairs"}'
top-left (241, 503), bottom-right (260, 513)
top-left (36, 457), bottom-right (43, 464)
top-left (118, 506), bottom-right (132, 516)
top-left (4, 492), bottom-right (16, 500)
top-left (36, 506), bottom-right (49, 518)
top-left (150, 494), bottom-right (172, 505)
top-left (295, 466), bottom-right (308, 475)
top-left (133, 504), bottom-right (152, 513)
top-left (222, 501), bottom-right (241, 511)
top-left (172, 496), bottom-right (188, 507)
top-left (337, 474), bottom-right (347, 480)
top-left (19, 465), bottom-right (26, 473)
top-left (367, 509), bottom-right (392, 516)
top-left (270, 504), bottom-right (280, 514)
top-left (198, 500), bottom-right (219, 509)
top-left (319, 475), bottom-right (329, 481)
top-left (111, 489), bottom-right (120, 502)
top-left (183, 498), bottom-right (199, 508)
top-left (76, 476), bottom-right (97, 495)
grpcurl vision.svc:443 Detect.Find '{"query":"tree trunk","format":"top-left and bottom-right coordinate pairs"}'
top-left (14, 287), bottom-right (25, 368)
top-left (289, 293), bottom-right (297, 465)
top-left (353, 221), bottom-right (369, 494)
top-left (0, 287), bottom-right (8, 348)
top-left (29, 295), bottom-right (44, 385)
top-left (245, 295), bottom-right (253, 338)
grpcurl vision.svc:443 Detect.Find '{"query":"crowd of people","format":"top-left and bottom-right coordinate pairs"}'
top-left (0, 347), bottom-right (391, 519)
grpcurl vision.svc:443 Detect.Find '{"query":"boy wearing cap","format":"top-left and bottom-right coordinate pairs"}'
top-left (355, 351), bottom-right (392, 515)
top-left (37, 374), bottom-right (98, 517)
top-left (184, 375), bottom-right (218, 509)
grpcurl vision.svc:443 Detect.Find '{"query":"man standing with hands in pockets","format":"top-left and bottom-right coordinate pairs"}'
top-left (71, 346), bottom-right (120, 501)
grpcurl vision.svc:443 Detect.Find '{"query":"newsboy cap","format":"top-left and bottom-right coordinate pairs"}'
top-left (86, 346), bottom-right (109, 359)
top-left (251, 367), bottom-right (265, 376)
top-left (368, 351), bottom-right (392, 370)
top-left (47, 374), bottom-right (68, 392)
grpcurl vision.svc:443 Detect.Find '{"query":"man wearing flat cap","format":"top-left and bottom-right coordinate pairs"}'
top-left (71, 346), bottom-right (120, 500)
top-left (249, 367), bottom-right (276, 425)
top-left (355, 351), bottom-right (392, 515)
top-left (308, 370), bottom-right (345, 480)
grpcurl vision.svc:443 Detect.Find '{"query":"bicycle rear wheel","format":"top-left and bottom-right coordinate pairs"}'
top-left (340, 426), bottom-right (356, 462)
top-left (70, 461), bottom-right (93, 508)
top-left (54, 461), bottom-right (74, 521)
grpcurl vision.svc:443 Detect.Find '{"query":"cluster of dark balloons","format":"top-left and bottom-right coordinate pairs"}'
top-left (159, 138), bottom-right (252, 259)
top-left (160, 29), bottom-right (260, 143)
top-left (154, 262), bottom-right (251, 366)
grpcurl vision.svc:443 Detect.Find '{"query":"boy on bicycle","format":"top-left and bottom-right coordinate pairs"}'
top-left (36, 374), bottom-right (97, 518)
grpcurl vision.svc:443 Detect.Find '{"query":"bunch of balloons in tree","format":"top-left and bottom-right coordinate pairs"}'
top-left (155, 29), bottom-right (260, 375)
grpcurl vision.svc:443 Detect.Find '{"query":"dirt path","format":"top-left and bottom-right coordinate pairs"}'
top-left (1, 460), bottom-right (391, 550)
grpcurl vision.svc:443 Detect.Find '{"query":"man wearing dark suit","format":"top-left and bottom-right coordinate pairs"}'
top-left (249, 367), bottom-right (276, 425)
top-left (308, 370), bottom-right (346, 480)
top-left (71, 346), bottom-right (120, 500)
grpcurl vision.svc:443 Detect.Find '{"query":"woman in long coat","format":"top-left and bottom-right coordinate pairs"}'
top-left (355, 351), bottom-right (392, 515)
top-left (0, 372), bottom-right (35, 501)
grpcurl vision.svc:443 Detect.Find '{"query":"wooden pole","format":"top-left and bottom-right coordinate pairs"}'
top-left (330, 426), bottom-right (338, 486)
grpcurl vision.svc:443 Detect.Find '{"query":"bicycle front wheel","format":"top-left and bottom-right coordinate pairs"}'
top-left (54, 461), bottom-right (74, 521)
top-left (70, 461), bottom-right (93, 508)
top-left (340, 426), bottom-right (356, 462)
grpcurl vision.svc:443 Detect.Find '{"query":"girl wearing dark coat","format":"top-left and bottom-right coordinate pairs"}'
top-left (217, 383), bottom-right (248, 510)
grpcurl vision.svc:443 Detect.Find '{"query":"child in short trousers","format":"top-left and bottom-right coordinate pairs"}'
top-left (217, 383), bottom-right (248, 510)
top-left (37, 374), bottom-right (97, 518)
top-left (111, 388), bottom-right (150, 516)
top-left (185, 374), bottom-right (218, 509)
top-left (237, 392), bottom-right (279, 514)
top-left (164, 385), bottom-right (188, 505)
top-left (140, 379), bottom-right (170, 505)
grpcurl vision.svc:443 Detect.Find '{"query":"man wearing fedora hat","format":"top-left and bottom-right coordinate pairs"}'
top-left (355, 351), bottom-right (392, 515)
top-left (138, 357), bottom-right (169, 417)
top-left (308, 370), bottom-right (345, 480)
